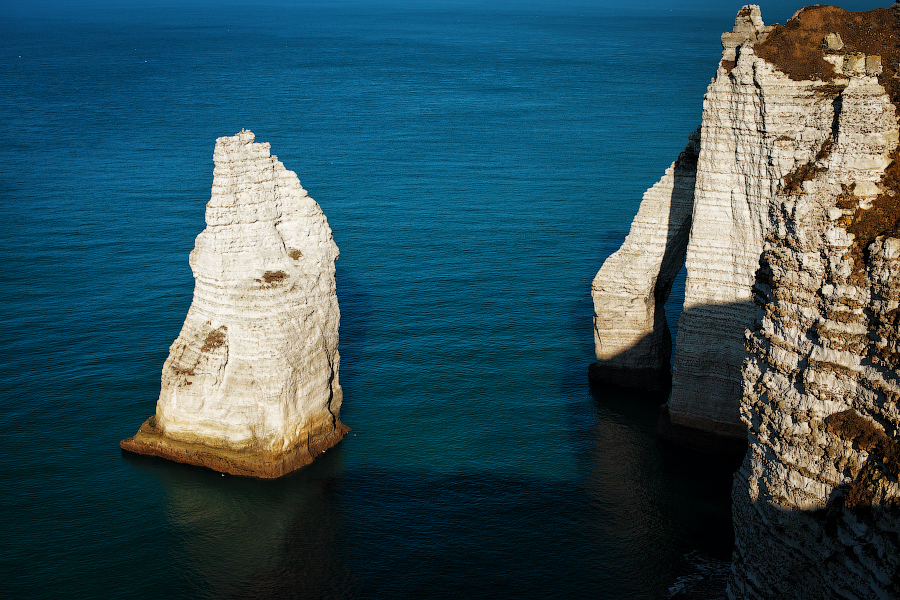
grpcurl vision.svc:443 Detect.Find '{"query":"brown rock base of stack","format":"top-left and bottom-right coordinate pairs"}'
top-left (121, 419), bottom-right (350, 479)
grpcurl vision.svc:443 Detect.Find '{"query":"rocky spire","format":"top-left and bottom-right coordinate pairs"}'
top-left (121, 130), bottom-right (348, 478)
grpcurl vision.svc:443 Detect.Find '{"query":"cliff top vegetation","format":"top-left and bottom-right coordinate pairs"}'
top-left (758, 5), bottom-right (900, 263)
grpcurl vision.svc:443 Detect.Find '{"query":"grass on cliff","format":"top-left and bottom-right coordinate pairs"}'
top-left (256, 270), bottom-right (288, 285)
top-left (758, 6), bottom-right (900, 265)
top-left (200, 326), bottom-right (227, 352)
top-left (754, 6), bottom-right (899, 83)
top-left (825, 409), bottom-right (900, 473)
top-left (825, 409), bottom-right (900, 508)
top-left (781, 137), bottom-right (832, 196)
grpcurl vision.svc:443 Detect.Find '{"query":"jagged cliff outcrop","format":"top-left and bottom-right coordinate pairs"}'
top-left (592, 4), bottom-right (900, 450)
top-left (727, 6), bottom-right (900, 598)
top-left (589, 129), bottom-right (699, 390)
top-left (121, 130), bottom-right (348, 478)
top-left (593, 6), bottom-right (792, 446)
top-left (593, 3), bottom-right (900, 595)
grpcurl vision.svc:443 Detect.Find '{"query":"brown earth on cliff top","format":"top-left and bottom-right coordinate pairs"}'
top-left (756, 6), bottom-right (900, 263)
top-left (755, 6), bottom-right (899, 83)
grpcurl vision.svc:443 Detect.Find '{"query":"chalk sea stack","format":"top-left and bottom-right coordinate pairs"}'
top-left (121, 130), bottom-right (348, 478)
top-left (594, 4), bottom-right (900, 596)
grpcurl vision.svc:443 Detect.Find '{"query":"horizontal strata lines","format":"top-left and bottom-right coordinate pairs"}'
top-left (192, 286), bottom-right (324, 312)
top-left (591, 129), bottom-right (699, 388)
top-left (140, 130), bottom-right (344, 468)
top-left (667, 36), bottom-right (833, 437)
top-left (212, 161), bottom-right (280, 179)
top-left (733, 56), bottom-right (900, 597)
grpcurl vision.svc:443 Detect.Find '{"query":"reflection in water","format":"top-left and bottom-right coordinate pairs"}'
top-left (586, 381), bottom-right (738, 598)
top-left (122, 377), bottom-right (738, 600)
top-left (131, 448), bottom-right (354, 600)
top-left (228, 477), bottom-right (357, 600)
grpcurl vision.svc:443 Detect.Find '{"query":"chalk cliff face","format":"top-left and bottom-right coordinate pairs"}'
top-left (593, 6), bottom-right (789, 443)
top-left (593, 3), bottom-right (900, 595)
top-left (592, 4), bottom-right (900, 448)
top-left (733, 175), bottom-right (900, 598)
top-left (590, 129), bottom-right (698, 390)
top-left (726, 6), bottom-right (900, 597)
top-left (121, 130), bottom-right (348, 478)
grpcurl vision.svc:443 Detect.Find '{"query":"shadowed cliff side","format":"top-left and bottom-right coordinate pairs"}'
top-left (731, 489), bottom-right (900, 598)
top-left (726, 5), bottom-right (900, 594)
top-left (590, 129), bottom-right (699, 391)
top-left (729, 204), bottom-right (900, 598)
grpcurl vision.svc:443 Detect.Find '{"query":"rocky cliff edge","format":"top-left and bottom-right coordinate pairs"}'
top-left (593, 4), bottom-right (900, 595)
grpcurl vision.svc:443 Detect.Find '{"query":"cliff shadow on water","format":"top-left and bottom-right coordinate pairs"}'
top-left (122, 449), bottom-right (357, 600)
top-left (586, 371), bottom-right (743, 599)
top-left (591, 296), bottom-right (755, 460)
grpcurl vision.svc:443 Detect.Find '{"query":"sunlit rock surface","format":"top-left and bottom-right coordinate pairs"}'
top-left (592, 4), bottom-right (900, 448)
top-left (121, 130), bottom-right (347, 478)
top-left (592, 4), bottom-right (900, 594)
top-left (726, 5), bottom-right (900, 597)
top-left (590, 129), bottom-right (698, 390)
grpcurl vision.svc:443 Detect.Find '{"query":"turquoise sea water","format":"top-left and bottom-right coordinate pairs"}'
top-left (0, 1), bottom-right (838, 597)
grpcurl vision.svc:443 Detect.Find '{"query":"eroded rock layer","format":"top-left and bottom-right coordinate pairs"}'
top-left (731, 195), bottom-right (900, 599)
top-left (728, 5), bottom-right (900, 597)
top-left (668, 5), bottom-right (855, 444)
top-left (121, 130), bottom-right (347, 478)
top-left (590, 129), bottom-right (698, 390)
top-left (592, 4), bottom-right (900, 451)
top-left (594, 5), bottom-right (900, 592)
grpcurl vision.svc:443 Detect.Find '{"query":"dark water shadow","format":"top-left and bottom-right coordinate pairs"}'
top-left (572, 361), bottom-right (736, 599)
top-left (226, 465), bottom-right (727, 600)
top-left (124, 425), bottom-right (733, 600)
top-left (123, 445), bottom-right (356, 600)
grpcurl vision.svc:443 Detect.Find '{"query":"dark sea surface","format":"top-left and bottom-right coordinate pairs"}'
top-left (2, 1), bottom-right (760, 597)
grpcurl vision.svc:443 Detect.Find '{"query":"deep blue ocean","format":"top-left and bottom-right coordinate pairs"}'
top-left (3, 1), bottom-right (867, 598)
